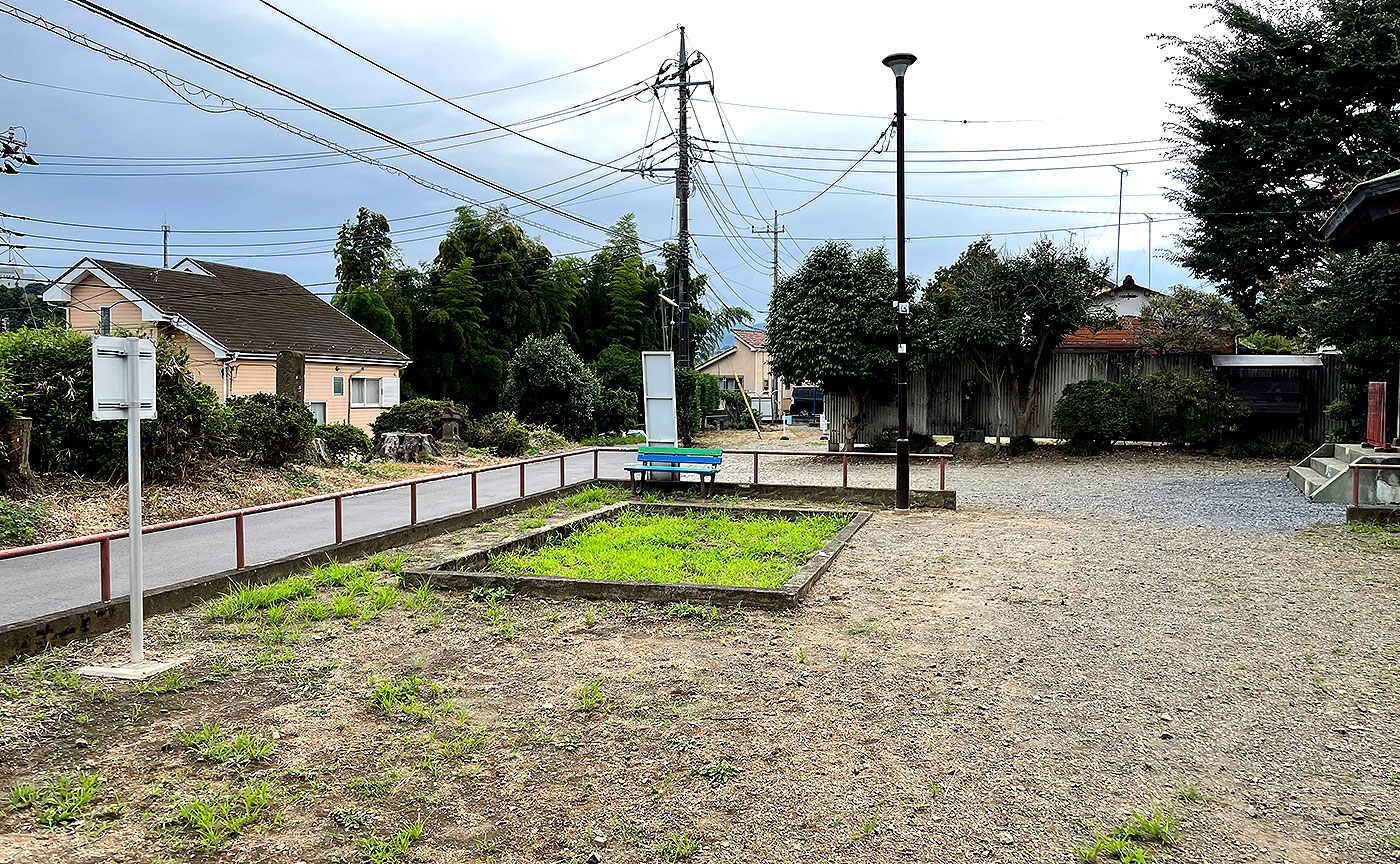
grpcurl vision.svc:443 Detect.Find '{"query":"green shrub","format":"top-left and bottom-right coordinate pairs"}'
top-left (594, 387), bottom-right (639, 435)
top-left (0, 499), bottom-right (45, 546)
top-left (526, 424), bottom-right (570, 454)
top-left (465, 412), bottom-right (530, 458)
top-left (369, 398), bottom-right (464, 438)
top-left (1237, 330), bottom-right (1299, 354)
top-left (223, 393), bottom-right (315, 467)
top-left (675, 368), bottom-right (721, 443)
top-left (1053, 379), bottom-right (1145, 454)
top-left (501, 334), bottom-right (598, 438)
top-left (1139, 371), bottom-right (1250, 449)
top-left (0, 326), bottom-right (219, 480)
top-left (591, 344), bottom-right (642, 392)
top-left (316, 423), bottom-right (373, 461)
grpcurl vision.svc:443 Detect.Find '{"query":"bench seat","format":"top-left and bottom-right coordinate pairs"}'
top-left (625, 446), bottom-right (723, 497)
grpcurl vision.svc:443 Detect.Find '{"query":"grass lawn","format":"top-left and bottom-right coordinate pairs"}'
top-left (488, 510), bottom-right (848, 588)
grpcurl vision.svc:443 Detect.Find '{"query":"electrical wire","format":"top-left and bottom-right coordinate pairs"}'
top-left (692, 96), bottom-right (1048, 124)
top-left (777, 124), bottom-right (892, 216)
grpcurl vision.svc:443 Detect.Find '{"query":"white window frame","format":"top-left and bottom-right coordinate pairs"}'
top-left (349, 376), bottom-right (382, 408)
top-left (332, 376), bottom-right (344, 397)
top-left (306, 401), bottom-right (327, 425)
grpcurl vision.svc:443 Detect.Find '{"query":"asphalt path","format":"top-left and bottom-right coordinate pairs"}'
top-left (0, 450), bottom-right (637, 627)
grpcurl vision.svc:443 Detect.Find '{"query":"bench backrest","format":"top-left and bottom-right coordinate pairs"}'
top-left (637, 446), bottom-right (722, 466)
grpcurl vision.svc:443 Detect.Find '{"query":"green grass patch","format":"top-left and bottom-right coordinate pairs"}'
top-left (657, 830), bottom-right (699, 862)
top-left (357, 818), bottom-right (425, 863)
top-left (489, 510), bottom-right (847, 588)
top-left (205, 576), bottom-right (315, 621)
top-left (173, 781), bottom-right (273, 850)
top-left (1345, 522), bottom-right (1400, 551)
top-left (562, 485), bottom-right (628, 509)
top-left (7, 772), bottom-right (102, 828)
top-left (178, 724), bottom-right (275, 764)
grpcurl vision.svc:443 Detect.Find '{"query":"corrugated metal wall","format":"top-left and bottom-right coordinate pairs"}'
top-left (825, 352), bottom-right (1346, 448)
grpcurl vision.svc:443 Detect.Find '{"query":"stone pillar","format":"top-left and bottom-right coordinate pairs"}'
top-left (276, 350), bottom-right (306, 404)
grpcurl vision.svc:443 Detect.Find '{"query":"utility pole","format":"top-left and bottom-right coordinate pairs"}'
top-left (675, 26), bottom-right (691, 370)
top-left (1112, 165), bottom-right (1129, 286)
top-left (1143, 213), bottom-right (1154, 289)
top-left (752, 211), bottom-right (785, 433)
top-left (162, 224), bottom-right (170, 268)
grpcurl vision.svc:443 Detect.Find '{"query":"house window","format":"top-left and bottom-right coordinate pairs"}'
top-left (763, 378), bottom-right (770, 393)
top-left (306, 401), bottom-right (327, 425)
top-left (332, 376), bottom-right (344, 397)
top-left (350, 376), bottom-right (381, 407)
top-left (98, 306), bottom-right (112, 335)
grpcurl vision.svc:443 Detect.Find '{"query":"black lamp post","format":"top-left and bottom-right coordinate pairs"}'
top-left (883, 52), bottom-right (915, 510)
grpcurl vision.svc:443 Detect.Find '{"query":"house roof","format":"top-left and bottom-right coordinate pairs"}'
top-left (64, 259), bottom-right (407, 364)
top-left (1321, 167), bottom-right (1400, 251)
top-left (695, 345), bottom-right (737, 372)
top-left (731, 328), bottom-right (768, 350)
top-left (1058, 317), bottom-right (1149, 352)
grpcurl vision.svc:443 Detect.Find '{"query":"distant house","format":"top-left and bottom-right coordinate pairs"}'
top-left (43, 258), bottom-right (409, 430)
top-left (1322, 167), bottom-right (1400, 250)
top-left (695, 328), bottom-right (792, 419)
top-left (1058, 276), bottom-right (1172, 353)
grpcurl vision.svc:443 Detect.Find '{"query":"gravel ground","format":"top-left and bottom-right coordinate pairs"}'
top-left (711, 449), bottom-right (1346, 533)
top-left (1, 498), bottom-right (1394, 864)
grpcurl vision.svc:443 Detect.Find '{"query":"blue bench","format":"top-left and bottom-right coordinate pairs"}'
top-left (625, 446), bottom-right (723, 498)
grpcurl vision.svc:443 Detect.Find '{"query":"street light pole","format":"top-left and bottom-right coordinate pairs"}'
top-left (883, 52), bottom-right (915, 511)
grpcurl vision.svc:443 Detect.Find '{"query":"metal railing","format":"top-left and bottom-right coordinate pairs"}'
top-left (1350, 462), bottom-right (1400, 507)
top-left (0, 445), bottom-right (952, 605)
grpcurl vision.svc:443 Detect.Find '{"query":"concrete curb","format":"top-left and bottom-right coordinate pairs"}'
top-left (401, 503), bottom-right (872, 610)
top-left (1347, 506), bottom-right (1400, 525)
top-left (0, 481), bottom-right (596, 664)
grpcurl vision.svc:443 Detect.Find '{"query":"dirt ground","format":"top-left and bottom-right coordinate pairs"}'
top-left (1, 489), bottom-right (1396, 864)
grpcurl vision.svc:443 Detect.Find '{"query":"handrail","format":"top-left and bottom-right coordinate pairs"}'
top-left (1349, 462), bottom-right (1400, 507)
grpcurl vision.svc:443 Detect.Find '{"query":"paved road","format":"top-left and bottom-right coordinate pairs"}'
top-left (0, 451), bottom-right (637, 627)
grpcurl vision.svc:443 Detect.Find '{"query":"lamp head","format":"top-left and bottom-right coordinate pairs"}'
top-left (882, 52), bottom-right (917, 77)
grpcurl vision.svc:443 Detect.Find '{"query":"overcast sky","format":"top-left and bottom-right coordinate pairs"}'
top-left (1, 1), bottom-right (1215, 321)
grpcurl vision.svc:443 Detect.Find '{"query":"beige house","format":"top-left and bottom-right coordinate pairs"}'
top-left (44, 258), bottom-right (409, 431)
top-left (695, 328), bottom-right (793, 418)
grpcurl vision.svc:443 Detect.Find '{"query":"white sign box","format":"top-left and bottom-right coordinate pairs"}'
top-left (641, 351), bottom-right (678, 447)
top-left (92, 336), bottom-right (157, 420)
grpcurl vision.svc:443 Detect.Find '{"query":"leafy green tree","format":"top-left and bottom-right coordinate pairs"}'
top-left (337, 289), bottom-right (402, 349)
top-left (333, 207), bottom-right (396, 292)
top-left (592, 344), bottom-right (643, 393)
top-left (501, 333), bottom-right (599, 439)
top-left (1312, 242), bottom-right (1400, 437)
top-left (1161, 0), bottom-right (1400, 315)
top-left (604, 214), bottom-right (648, 352)
top-left (0, 282), bottom-right (58, 332)
top-left (1138, 286), bottom-right (1245, 354)
top-left (923, 237), bottom-right (1113, 440)
top-left (768, 241), bottom-right (897, 450)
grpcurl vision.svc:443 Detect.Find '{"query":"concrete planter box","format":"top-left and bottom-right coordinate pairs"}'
top-left (401, 502), bottom-right (871, 610)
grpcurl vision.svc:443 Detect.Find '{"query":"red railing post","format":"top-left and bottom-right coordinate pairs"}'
top-left (940, 458), bottom-right (946, 491)
top-left (334, 495), bottom-right (344, 544)
top-left (752, 452), bottom-right (759, 485)
top-left (471, 471), bottom-right (479, 510)
top-left (410, 482), bottom-right (418, 525)
top-left (99, 538), bottom-right (111, 602)
top-left (559, 454), bottom-right (566, 489)
top-left (593, 448), bottom-right (599, 480)
top-left (234, 513), bottom-right (246, 569)
top-left (519, 462), bottom-right (526, 498)
top-left (842, 454), bottom-right (849, 489)
top-left (1353, 466), bottom-right (1361, 507)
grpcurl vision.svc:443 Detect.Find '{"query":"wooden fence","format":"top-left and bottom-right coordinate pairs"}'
top-left (825, 352), bottom-right (1346, 448)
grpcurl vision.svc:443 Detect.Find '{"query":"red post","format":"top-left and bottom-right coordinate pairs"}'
top-left (559, 454), bottom-right (566, 489)
top-left (334, 495), bottom-right (343, 544)
top-left (940, 459), bottom-right (946, 491)
top-left (410, 482), bottom-right (418, 525)
top-left (99, 538), bottom-right (111, 602)
top-left (471, 471), bottom-right (478, 510)
top-left (235, 513), bottom-right (246, 569)
top-left (593, 448), bottom-right (599, 480)
top-left (842, 454), bottom-right (849, 489)
top-left (519, 462), bottom-right (526, 498)
top-left (1354, 466), bottom-right (1361, 507)
top-left (752, 452), bottom-right (759, 485)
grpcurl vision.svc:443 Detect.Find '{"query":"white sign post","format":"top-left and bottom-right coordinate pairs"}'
top-left (80, 337), bottom-right (186, 679)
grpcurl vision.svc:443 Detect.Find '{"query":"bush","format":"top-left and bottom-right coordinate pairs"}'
top-left (224, 393), bottom-right (316, 467)
top-left (465, 412), bottom-right (530, 458)
top-left (369, 398), bottom-right (464, 438)
top-left (501, 334), bottom-right (598, 439)
top-left (591, 344), bottom-right (642, 393)
top-left (1220, 437), bottom-right (1320, 460)
top-left (1052, 380), bottom-right (1145, 454)
top-left (0, 499), bottom-right (45, 546)
top-left (316, 423), bottom-right (373, 461)
top-left (1139, 371), bottom-right (1250, 449)
top-left (0, 326), bottom-right (220, 480)
top-left (595, 387), bottom-right (639, 436)
top-left (526, 424), bottom-right (570, 454)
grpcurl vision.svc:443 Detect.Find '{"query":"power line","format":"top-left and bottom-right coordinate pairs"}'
top-left (709, 156), bottom-right (1176, 175)
top-left (695, 137), bottom-right (1168, 155)
top-left (778, 124), bottom-right (891, 216)
top-left (692, 96), bottom-right (1048, 124)
top-left (0, 28), bottom-right (676, 112)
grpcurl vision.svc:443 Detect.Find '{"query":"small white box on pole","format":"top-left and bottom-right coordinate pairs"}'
top-left (92, 336), bottom-right (156, 421)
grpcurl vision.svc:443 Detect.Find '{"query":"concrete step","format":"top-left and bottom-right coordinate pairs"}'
top-left (1310, 456), bottom-right (1351, 479)
top-left (1288, 464), bottom-right (1328, 496)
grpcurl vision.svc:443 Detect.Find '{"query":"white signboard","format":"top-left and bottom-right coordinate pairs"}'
top-left (641, 351), bottom-right (678, 447)
top-left (381, 376), bottom-right (401, 407)
top-left (92, 336), bottom-right (157, 420)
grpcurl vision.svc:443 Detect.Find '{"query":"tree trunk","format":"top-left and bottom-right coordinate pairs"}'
top-left (0, 416), bottom-right (36, 496)
top-left (842, 387), bottom-right (864, 452)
